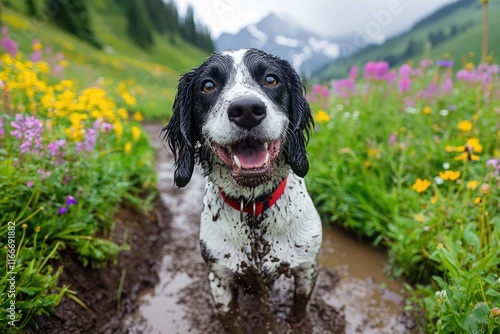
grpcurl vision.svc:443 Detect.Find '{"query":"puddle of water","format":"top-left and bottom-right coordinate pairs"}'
top-left (319, 226), bottom-right (407, 333)
top-left (126, 124), bottom-right (408, 333)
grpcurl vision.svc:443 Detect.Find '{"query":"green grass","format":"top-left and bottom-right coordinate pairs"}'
top-left (318, 0), bottom-right (500, 80)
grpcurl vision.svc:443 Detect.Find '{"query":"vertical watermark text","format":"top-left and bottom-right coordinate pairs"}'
top-left (6, 221), bottom-right (17, 327)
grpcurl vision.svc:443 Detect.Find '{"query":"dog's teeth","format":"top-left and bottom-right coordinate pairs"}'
top-left (233, 155), bottom-right (241, 168)
top-left (265, 152), bottom-right (270, 164)
top-left (226, 146), bottom-right (232, 153)
top-left (264, 142), bottom-right (269, 150)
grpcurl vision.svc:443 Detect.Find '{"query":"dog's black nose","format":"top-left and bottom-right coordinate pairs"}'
top-left (227, 96), bottom-right (267, 130)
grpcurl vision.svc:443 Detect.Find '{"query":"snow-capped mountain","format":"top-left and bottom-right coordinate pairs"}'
top-left (216, 13), bottom-right (344, 75)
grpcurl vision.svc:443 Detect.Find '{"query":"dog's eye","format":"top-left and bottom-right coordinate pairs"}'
top-left (202, 80), bottom-right (216, 93)
top-left (264, 75), bottom-right (278, 87)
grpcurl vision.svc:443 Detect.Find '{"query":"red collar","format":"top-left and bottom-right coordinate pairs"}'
top-left (218, 178), bottom-right (287, 218)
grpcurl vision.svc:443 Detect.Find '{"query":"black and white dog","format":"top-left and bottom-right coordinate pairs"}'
top-left (162, 49), bottom-right (322, 326)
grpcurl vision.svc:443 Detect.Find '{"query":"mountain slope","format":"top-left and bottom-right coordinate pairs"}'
top-left (3, 0), bottom-right (209, 118)
top-left (216, 13), bottom-right (341, 75)
top-left (316, 0), bottom-right (500, 80)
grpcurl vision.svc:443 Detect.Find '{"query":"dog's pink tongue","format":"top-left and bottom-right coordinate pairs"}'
top-left (232, 141), bottom-right (269, 173)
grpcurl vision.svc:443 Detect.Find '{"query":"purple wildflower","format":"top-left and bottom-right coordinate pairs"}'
top-left (30, 49), bottom-right (43, 62)
top-left (84, 128), bottom-right (98, 152)
top-left (399, 64), bottom-right (412, 78)
top-left (66, 195), bottom-right (78, 207)
top-left (27, 181), bottom-right (34, 187)
top-left (442, 77), bottom-right (453, 94)
top-left (456, 63), bottom-right (498, 89)
top-left (58, 206), bottom-right (69, 215)
top-left (75, 142), bottom-right (84, 154)
top-left (364, 61), bottom-right (390, 81)
top-left (333, 78), bottom-right (355, 99)
top-left (1, 27), bottom-right (18, 56)
top-left (398, 77), bottom-right (411, 93)
top-left (0, 117), bottom-right (4, 136)
top-left (10, 114), bottom-right (44, 154)
top-left (47, 139), bottom-right (66, 156)
top-left (486, 159), bottom-right (499, 168)
top-left (47, 139), bottom-right (67, 164)
top-left (53, 65), bottom-right (64, 76)
top-left (93, 119), bottom-right (113, 133)
top-left (437, 60), bottom-right (454, 68)
top-left (488, 64), bottom-right (499, 75)
top-left (420, 59), bottom-right (434, 69)
top-left (388, 132), bottom-right (398, 146)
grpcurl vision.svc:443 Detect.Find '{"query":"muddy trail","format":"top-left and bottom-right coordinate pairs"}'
top-left (28, 123), bottom-right (416, 334)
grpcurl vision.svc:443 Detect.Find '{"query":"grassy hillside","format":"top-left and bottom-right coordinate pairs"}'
top-left (3, 0), bottom-right (209, 118)
top-left (317, 0), bottom-right (500, 80)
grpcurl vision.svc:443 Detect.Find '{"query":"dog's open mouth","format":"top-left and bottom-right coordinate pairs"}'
top-left (212, 138), bottom-right (281, 178)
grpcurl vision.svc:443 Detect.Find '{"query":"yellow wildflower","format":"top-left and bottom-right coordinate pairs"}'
top-left (124, 142), bottom-right (132, 154)
top-left (445, 145), bottom-right (455, 152)
top-left (121, 91), bottom-right (137, 106)
top-left (367, 148), bottom-right (381, 159)
top-left (117, 107), bottom-right (129, 120)
top-left (454, 138), bottom-right (482, 161)
top-left (133, 112), bottom-right (144, 122)
top-left (465, 62), bottom-right (474, 70)
top-left (422, 106), bottom-right (431, 115)
top-left (314, 109), bottom-right (330, 123)
top-left (430, 195), bottom-right (438, 204)
top-left (466, 138), bottom-right (483, 153)
top-left (59, 60), bottom-right (69, 67)
top-left (131, 126), bottom-right (141, 142)
top-left (457, 120), bottom-right (473, 132)
top-left (466, 180), bottom-right (478, 190)
top-left (439, 170), bottom-right (461, 181)
top-left (474, 197), bottom-right (482, 205)
top-left (33, 42), bottom-right (42, 51)
top-left (411, 178), bottom-right (431, 193)
top-left (114, 121), bottom-right (123, 139)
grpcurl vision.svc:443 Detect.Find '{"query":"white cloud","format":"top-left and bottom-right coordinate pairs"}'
top-left (247, 24), bottom-right (268, 47)
top-left (275, 35), bottom-right (301, 47)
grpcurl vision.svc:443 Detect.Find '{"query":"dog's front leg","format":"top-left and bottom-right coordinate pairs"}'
top-left (208, 267), bottom-right (241, 332)
top-left (289, 262), bottom-right (319, 322)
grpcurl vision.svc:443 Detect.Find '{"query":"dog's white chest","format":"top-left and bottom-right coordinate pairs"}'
top-left (199, 174), bottom-right (322, 281)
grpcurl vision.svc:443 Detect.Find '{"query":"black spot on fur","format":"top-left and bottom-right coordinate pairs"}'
top-left (199, 239), bottom-right (217, 264)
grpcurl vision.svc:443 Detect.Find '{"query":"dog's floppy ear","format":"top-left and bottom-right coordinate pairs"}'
top-left (280, 61), bottom-right (314, 178)
top-left (162, 70), bottom-right (199, 187)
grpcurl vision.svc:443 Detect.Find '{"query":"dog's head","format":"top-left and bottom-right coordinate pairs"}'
top-left (162, 49), bottom-right (313, 190)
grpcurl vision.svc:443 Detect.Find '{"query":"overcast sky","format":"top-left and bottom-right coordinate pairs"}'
top-left (175, 0), bottom-right (459, 39)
